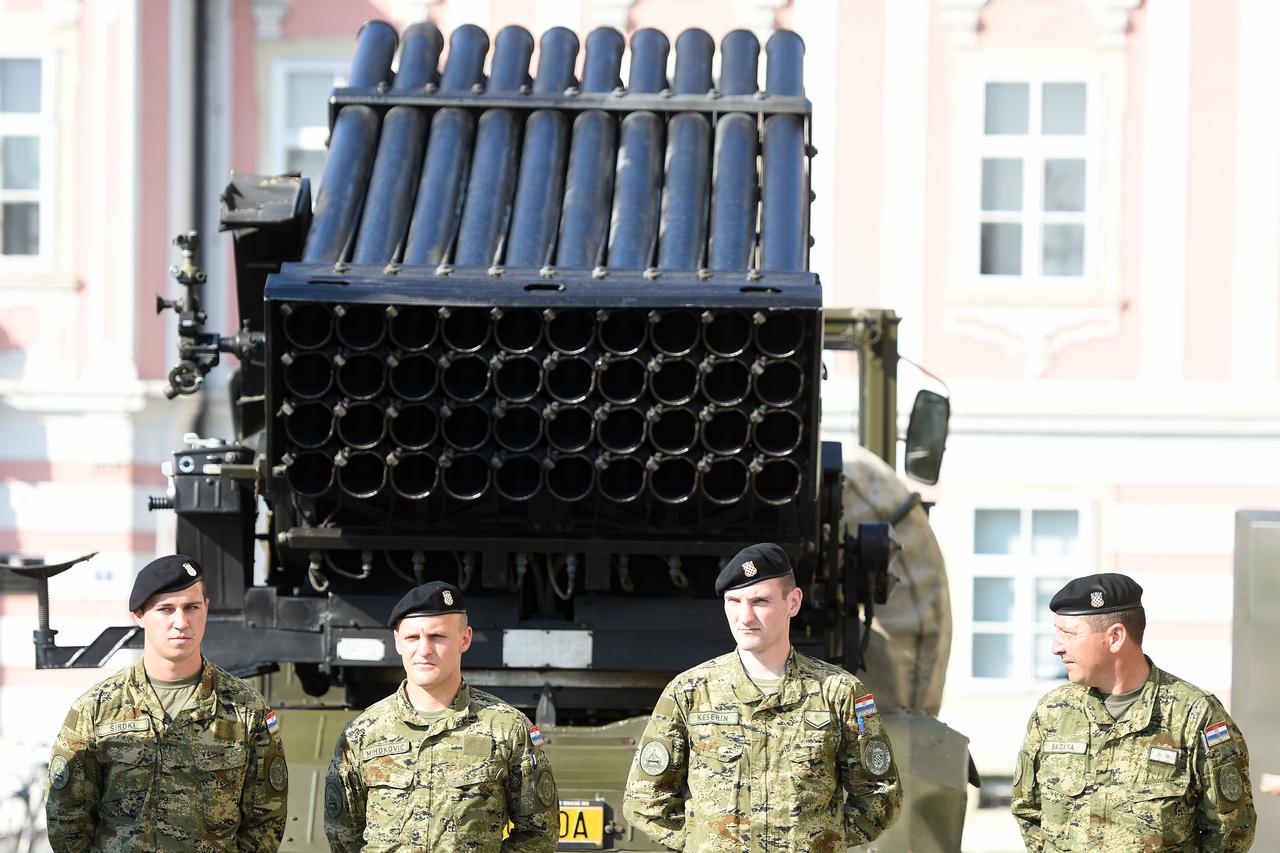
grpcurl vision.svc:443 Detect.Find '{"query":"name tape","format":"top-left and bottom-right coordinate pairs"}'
top-left (1043, 741), bottom-right (1087, 755)
top-left (362, 740), bottom-right (410, 759)
top-left (689, 711), bottom-right (740, 726)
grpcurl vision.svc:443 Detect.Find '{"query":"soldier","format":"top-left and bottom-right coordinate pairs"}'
top-left (1011, 573), bottom-right (1257, 850)
top-left (324, 580), bottom-right (558, 852)
top-left (45, 554), bottom-right (289, 852)
top-left (622, 543), bottom-right (902, 851)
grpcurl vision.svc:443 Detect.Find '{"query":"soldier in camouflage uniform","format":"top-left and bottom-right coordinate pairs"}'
top-left (1012, 573), bottom-right (1256, 851)
top-left (623, 543), bottom-right (902, 852)
top-left (325, 581), bottom-right (557, 852)
top-left (45, 555), bottom-right (288, 852)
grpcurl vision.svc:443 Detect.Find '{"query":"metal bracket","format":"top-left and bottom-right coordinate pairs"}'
top-left (5, 552), bottom-right (144, 668)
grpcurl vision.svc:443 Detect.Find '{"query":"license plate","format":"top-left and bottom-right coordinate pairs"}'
top-left (557, 800), bottom-right (605, 849)
top-left (505, 800), bottom-right (606, 849)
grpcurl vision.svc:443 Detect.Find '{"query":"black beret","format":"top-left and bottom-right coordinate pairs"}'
top-left (388, 581), bottom-right (466, 627)
top-left (1049, 573), bottom-right (1143, 616)
top-left (714, 543), bottom-right (794, 596)
top-left (129, 554), bottom-right (204, 611)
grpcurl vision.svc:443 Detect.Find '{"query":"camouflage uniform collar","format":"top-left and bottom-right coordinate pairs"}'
top-left (129, 656), bottom-right (219, 725)
top-left (395, 679), bottom-right (475, 732)
top-left (1084, 656), bottom-right (1160, 733)
top-left (729, 648), bottom-right (805, 708)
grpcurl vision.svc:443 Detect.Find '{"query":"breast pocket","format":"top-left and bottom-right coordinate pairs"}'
top-left (1121, 778), bottom-right (1194, 849)
top-left (688, 736), bottom-right (743, 801)
top-left (1037, 755), bottom-right (1087, 840)
top-left (445, 761), bottom-right (506, 836)
top-left (790, 728), bottom-right (840, 807)
top-left (98, 737), bottom-right (157, 818)
top-left (364, 763), bottom-right (416, 841)
top-left (192, 743), bottom-right (249, 836)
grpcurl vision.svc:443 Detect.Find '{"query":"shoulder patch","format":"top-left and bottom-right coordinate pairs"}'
top-left (862, 737), bottom-right (893, 776)
top-left (265, 710), bottom-right (279, 734)
top-left (49, 754), bottom-right (70, 790)
top-left (1218, 764), bottom-right (1244, 803)
top-left (639, 739), bottom-right (671, 776)
top-left (854, 694), bottom-right (878, 716)
top-left (325, 777), bottom-right (344, 818)
top-left (536, 769), bottom-right (556, 807)
top-left (529, 725), bottom-right (544, 747)
top-left (268, 755), bottom-right (288, 792)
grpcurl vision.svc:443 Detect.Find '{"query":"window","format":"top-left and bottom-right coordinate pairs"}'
top-left (269, 60), bottom-right (347, 188)
top-left (977, 79), bottom-right (1097, 284)
top-left (968, 506), bottom-right (1093, 683)
top-left (0, 56), bottom-right (52, 260)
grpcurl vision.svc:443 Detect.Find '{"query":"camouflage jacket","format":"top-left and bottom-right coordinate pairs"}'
top-left (622, 649), bottom-right (902, 852)
top-left (324, 680), bottom-right (558, 853)
top-left (1011, 660), bottom-right (1256, 851)
top-left (45, 657), bottom-right (288, 852)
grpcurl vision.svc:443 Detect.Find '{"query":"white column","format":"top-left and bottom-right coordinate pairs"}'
top-left (878, 0), bottom-right (930, 358)
top-left (1138, 0), bottom-right (1189, 382)
top-left (1232, 0), bottom-right (1280, 382)
top-left (81, 0), bottom-right (140, 385)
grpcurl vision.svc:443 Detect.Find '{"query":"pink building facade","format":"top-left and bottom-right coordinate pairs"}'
top-left (0, 0), bottom-right (1276, 847)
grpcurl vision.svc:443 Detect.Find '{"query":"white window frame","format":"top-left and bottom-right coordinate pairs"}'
top-left (976, 76), bottom-right (1103, 286)
top-left (946, 51), bottom-right (1124, 301)
top-left (954, 500), bottom-right (1098, 692)
top-left (0, 49), bottom-right (58, 269)
top-left (266, 57), bottom-right (348, 179)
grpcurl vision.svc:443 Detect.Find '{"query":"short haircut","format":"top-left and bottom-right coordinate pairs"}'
top-left (1082, 606), bottom-right (1145, 645)
top-left (778, 572), bottom-right (797, 594)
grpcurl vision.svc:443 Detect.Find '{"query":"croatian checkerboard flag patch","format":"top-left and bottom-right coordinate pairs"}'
top-left (529, 726), bottom-right (544, 747)
top-left (1203, 722), bottom-right (1230, 747)
top-left (855, 694), bottom-right (878, 716)
top-left (265, 711), bottom-right (279, 734)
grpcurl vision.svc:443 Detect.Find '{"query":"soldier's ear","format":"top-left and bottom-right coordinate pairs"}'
top-left (787, 585), bottom-right (803, 616)
top-left (459, 624), bottom-right (474, 653)
top-left (131, 609), bottom-right (144, 625)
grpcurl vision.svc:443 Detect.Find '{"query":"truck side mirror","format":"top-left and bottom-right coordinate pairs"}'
top-left (904, 390), bottom-right (949, 485)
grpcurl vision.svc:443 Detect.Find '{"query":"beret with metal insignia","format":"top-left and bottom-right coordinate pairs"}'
top-left (388, 580), bottom-right (467, 627)
top-left (1049, 573), bottom-right (1143, 616)
top-left (129, 554), bottom-right (204, 611)
top-left (714, 543), bottom-right (794, 596)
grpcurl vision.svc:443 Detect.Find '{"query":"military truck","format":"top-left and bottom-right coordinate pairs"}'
top-left (16, 19), bottom-right (968, 851)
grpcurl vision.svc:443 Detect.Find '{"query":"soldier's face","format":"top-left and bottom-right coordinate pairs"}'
top-left (132, 583), bottom-right (207, 665)
top-left (395, 614), bottom-right (473, 691)
top-left (1051, 614), bottom-right (1112, 688)
top-left (723, 578), bottom-right (802, 655)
